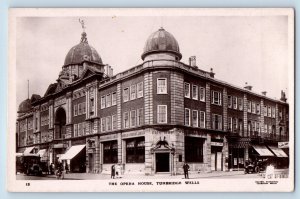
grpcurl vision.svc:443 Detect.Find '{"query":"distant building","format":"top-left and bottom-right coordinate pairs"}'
top-left (16, 27), bottom-right (289, 175)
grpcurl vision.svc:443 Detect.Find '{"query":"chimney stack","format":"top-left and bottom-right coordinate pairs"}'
top-left (262, 91), bottom-right (267, 96)
top-left (189, 56), bottom-right (197, 67)
top-left (244, 82), bottom-right (252, 91)
top-left (280, 90), bottom-right (287, 102)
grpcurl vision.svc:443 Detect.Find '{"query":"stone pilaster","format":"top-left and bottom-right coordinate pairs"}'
top-left (66, 92), bottom-right (72, 124)
top-left (275, 104), bottom-right (280, 137)
top-left (170, 72), bottom-right (184, 125)
top-left (205, 83), bottom-right (211, 129)
top-left (144, 72), bottom-right (153, 125)
top-left (86, 87), bottom-right (90, 119)
top-left (223, 88), bottom-right (228, 131)
top-left (205, 134), bottom-right (211, 172)
top-left (95, 136), bottom-right (100, 173)
top-left (243, 94), bottom-right (248, 137)
top-left (99, 141), bottom-right (103, 173)
top-left (117, 132), bottom-right (122, 163)
top-left (144, 128), bottom-right (153, 175)
top-left (117, 83), bottom-right (122, 129)
top-left (260, 99), bottom-right (265, 137)
top-left (222, 136), bottom-right (229, 171)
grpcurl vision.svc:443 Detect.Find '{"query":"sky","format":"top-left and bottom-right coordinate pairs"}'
top-left (16, 15), bottom-right (290, 106)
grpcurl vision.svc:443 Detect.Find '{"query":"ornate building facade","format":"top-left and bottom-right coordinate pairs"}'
top-left (16, 27), bottom-right (289, 175)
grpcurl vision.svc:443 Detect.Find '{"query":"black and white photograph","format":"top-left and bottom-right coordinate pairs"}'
top-left (7, 8), bottom-right (294, 192)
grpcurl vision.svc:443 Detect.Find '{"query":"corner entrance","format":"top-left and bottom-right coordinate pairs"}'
top-left (156, 153), bottom-right (169, 172)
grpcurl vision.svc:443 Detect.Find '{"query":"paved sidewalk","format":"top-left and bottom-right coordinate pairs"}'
top-left (42, 170), bottom-right (247, 180)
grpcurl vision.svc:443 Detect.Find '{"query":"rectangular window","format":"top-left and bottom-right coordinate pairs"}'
top-left (212, 114), bottom-right (222, 130)
top-left (248, 101), bottom-right (252, 113)
top-left (228, 117), bottom-right (233, 131)
top-left (126, 137), bottom-right (145, 163)
top-left (74, 104), bottom-right (78, 116)
top-left (268, 106), bottom-right (271, 117)
top-left (106, 94), bottom-right (111, 107)
top-left (199, 87), bottom-right (205, 102)
top-left (106, 116), bottom-right (111, 131)
top-left (184, 83), bottom-right (190, 98)
top-left (130, 84), bottom-right (136, 100)
top-left (192, 110), bottom-right (198, 127)
top-left (233, 118), bottom-right (238, 132)
top-left (228, 96), bottom-right (232, 108)
top-left (123, 112), bottom-right (129, 128)
top-left (123, 88), bottom-right (129, 102)
top-left (185, 108), bottom-right (191, 126)
top-left (103, 141), bottom-right (118, 164)
top-left (272, 107), bottom-right (276, 118)
top-left (238, 98), bottom-right (243, 111)
top-left (157, 105), bottom-right (167, 124)
top-left (212, 91), bottom-right (222, 105)
top-left (137, 82), bottom-right (143, 98)
top-left (112, 92), bottom-right (117, 106)
top-left (101, 96), bottom-right (106, 109)
top-left (137, 108), bottom-right (143, 126)
top-left (90, 98), bottom-right (95, 113)
top-left (264, 105), bottom-right (268, 116)
top-left (112, 115), bottom-right (117, 130)
top-left (78, 123), bottom-right (82, 136)
top-left (192, 85), bottom-right (198, 100)
top-left (73, 124), bottom-right (78, 137)
top-left (257, 103), bottom-right (261, 115)
top-left (101, 118), bottom-right (106, 132)
top-left (130, 110), bottom-right (136, 127)
top-left (233, 97), bottom-right (238, 109)
top-left (82, 102), bottom-right (86, 114)
top-left (157, 78), bottom-right (167, 94)
top-left (185, 137), bottom-right (204, 163)
top-left (252, 103), bottom-right (256, 114)
top-left (199, 111), bottom-right (206, 128)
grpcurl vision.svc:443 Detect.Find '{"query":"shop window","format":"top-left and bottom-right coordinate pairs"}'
top-left (126, 137), bottom-right (145, 163)
top-left (103, 141), bottom-right (118, 164)
top-left (185, 137), bottom-right (204, 163)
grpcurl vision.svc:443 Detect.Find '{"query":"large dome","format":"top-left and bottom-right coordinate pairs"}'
top-left (64, 32), bottom-right (103, 66)
top-left (18, 99), bottom-right (32, 113)
top-left (141, 27), bottom-right (182, 60)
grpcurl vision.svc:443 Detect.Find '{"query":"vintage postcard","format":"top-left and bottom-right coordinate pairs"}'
top-left (7, 8), bottom-right (294, 192)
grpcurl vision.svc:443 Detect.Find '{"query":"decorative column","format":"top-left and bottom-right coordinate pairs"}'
top-left (144, 72), bottom-right (153, 125)
top-left (205, 134), bottom-right (211, 172)
top-left (144, 128), bottom-right (153, 175)
top-left (65, 92), bottom-right (73, 138)
top-left (275, 104), bottom-right (280, 138)
top-left (260, 99), bottom-right (265, 138)
top-left (117, 83), bottom-right (122, 129)
top-left (222, 136), bottom-right (229, 171)
top-left (223, 88), bottom-right (228, 131)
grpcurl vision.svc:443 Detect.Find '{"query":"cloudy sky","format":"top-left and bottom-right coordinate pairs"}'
top-left (16, 15), bottom-right (290, 106)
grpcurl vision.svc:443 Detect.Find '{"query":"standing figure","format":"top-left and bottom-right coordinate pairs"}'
top-left (65, 162), bottom-right (69, 174)
top-left (183, 162), bottom-right (190, 179)
top-left (111, 164), bottom-right (115, 179)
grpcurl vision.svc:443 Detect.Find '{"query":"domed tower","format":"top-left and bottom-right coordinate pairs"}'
top-left (141, 27), bottom-right (182, 62)
top-left (61, 31), bottom-right (104, 83)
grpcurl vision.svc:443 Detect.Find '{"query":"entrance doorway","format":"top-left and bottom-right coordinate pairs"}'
top-left (156, 153), bottom-right (169, 172)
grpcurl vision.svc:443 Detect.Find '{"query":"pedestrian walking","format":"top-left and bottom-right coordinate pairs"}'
top-left (183, 162), bottom-right (190, 179)
top-left (115, 163), bottom-right (122, 178)
top-left (65, 162), bottom-right (69, 174)
top-left (111, 164), bottom-right (115, 179)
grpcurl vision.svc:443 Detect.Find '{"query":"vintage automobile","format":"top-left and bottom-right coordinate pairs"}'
top-left (244, 159), bottom-right (269, 174)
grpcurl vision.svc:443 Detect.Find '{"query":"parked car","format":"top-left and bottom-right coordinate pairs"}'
top-left (244, 159), bottom-right (269, 174)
